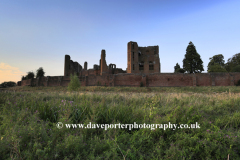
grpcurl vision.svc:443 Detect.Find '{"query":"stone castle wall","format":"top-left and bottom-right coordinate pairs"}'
top-left (17, 41), bottom-right (240, 87)
top-left (18, 73), bottom-right (240, 87)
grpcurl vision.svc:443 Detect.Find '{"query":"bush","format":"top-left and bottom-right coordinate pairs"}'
top-left (175, 68), bottom-right (185, 73)
top-left (68, 73), bottom-right (81, 91)
top-left (0, 81), bottom-right (16, 88)
top-left (140, 82), bottom-right (144, 87)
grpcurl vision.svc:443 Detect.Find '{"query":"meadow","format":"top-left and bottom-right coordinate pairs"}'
top-left (0, 86), bottom-right (240, 160)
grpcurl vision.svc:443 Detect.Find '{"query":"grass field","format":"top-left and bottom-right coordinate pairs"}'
top-left (0, 86), bottom-right (240, 159)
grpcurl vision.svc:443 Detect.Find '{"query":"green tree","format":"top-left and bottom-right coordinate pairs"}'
top-left (231, 65), bottom-right (240, 72)
top-left (176, 68), bottom-right (185, 73)
top-left (21, 76), bottom-right (26, 81)
top-left (174, 63), bottom-right (185, 73)
top-left (68, 73), bottom-right (81, 91)
top-left (174, 63), bottom-right (180, 72)
top-left (26, 71), bottom-right (35, 79)
top-left (183, 41), bottom-right (204, 73)
top-left (207, 54), bottom-right (225, 71)
top-left (208, 64), bottom-right (227, 72)
top-left (225, 53), bottom-right (240, 72)
top-left (36, 67), bottom-right (45, 78)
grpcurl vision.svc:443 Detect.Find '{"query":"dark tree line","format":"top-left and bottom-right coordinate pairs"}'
top-left (174, 41), bottom-right (240, 73)
top-left (0, 81), bottom-right (16, 88)
top-left (21, 67), bottom-right (45, 80)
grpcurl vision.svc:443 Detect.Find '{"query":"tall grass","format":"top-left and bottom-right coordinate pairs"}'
top-left (0, 87), bottom-right (239, 159)
top-left (3, 85), bottom-right (240, 94)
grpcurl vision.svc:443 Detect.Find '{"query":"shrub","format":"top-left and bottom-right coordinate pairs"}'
top-left (68, 73), bottom-right (81, 91)
top-left (0, 81), bottom-right (16, 88)
top-left (140, 82), bottom-right (144, 87)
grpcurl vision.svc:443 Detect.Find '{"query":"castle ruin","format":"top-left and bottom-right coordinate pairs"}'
top-left (64, 41), bottom-right (161, 77)
top-left (18, 41), bottom-right (240, 87)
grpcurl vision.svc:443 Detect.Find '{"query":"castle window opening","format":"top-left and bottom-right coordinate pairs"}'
top-left (139, 61), bottom-right (144, 70)
top-left (149, 61), bottom-right (154, 70)
top-left (133, 52), bottom-right (134, 60)
top-left (138, 51), bottom-right (141, 56)
top-left (133, 64), bottom-right (134, 70)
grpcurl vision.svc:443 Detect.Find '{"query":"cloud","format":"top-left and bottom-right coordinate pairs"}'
top-left (0, 63), bottom-right (25, 83)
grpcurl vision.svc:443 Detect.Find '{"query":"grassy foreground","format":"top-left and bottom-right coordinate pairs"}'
top-left (0, 86), bottom-right (240, 159)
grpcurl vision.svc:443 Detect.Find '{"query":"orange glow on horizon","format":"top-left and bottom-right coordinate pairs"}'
top-left (0, 63), bottom-right (24, 84)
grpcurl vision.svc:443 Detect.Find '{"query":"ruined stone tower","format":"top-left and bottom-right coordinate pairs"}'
top-left (84, 62), bottom-right (88, 70)
top-left (64, 55), bottom-right (70, 76)
top-left (127, 42), bottom-right (139, 73)
top-left (64, 55), bottom-right (82, 76)
top-left (127, 41), bottom-right (161, 74)
top-left (100, 49), bottom-right (108, 75)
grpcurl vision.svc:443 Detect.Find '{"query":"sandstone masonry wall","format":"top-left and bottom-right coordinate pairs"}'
top-left (18, 73), bottom-right (240, 87)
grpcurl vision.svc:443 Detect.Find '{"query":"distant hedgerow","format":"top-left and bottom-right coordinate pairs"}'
top-left (68, 73), bottom-right (81, 91)
top-left (0, 81), bottom-right (16, 88)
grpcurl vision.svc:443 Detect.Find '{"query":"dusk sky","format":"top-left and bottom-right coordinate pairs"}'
top-left (1, 0), bottom-right (240, 84)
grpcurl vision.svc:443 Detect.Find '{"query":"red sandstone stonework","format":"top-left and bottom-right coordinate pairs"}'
top-left (18, 73), bottom-right (240, 87)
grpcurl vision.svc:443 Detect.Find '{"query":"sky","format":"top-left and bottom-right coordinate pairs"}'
top-left (1, 0), bottom-right (240, 83)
